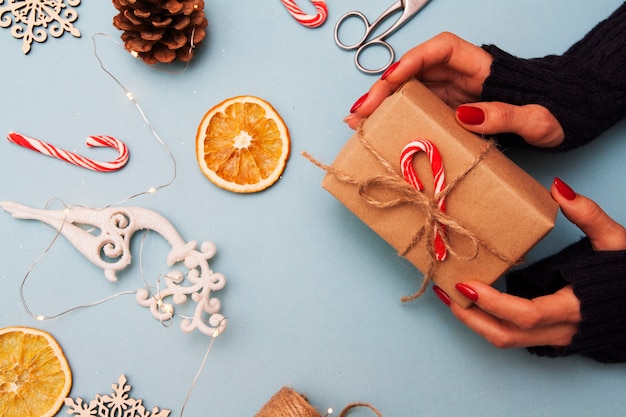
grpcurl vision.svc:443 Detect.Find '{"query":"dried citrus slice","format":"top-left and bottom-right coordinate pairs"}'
top-left (196, 95), bottom-right (290, 193)
top-left (0, 326), bottom-right (72, 417)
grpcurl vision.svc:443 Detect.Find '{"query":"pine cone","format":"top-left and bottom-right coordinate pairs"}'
top-left (112, 0), bottom-right (208, 65)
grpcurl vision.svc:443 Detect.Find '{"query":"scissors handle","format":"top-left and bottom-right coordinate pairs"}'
top-left (353, 40), bottom-right (395, 74)
top-left (333, 11), bottom-right (371, 50)
top-left (334, 10), bottom-right (396, 73)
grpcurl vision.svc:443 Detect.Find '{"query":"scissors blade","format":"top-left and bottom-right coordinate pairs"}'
top-left (365, 0), bottom-right (432, 45)
top-left (389, 0), bottom-right (432, 36)
top-left (404, 0), bottom-right (432, 15)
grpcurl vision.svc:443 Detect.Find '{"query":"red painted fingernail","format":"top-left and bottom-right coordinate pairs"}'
top-left (455, 283), bottom-right (479, 302)
top-left (432, 286), bottom-right (451, 307)
top-left (554, 177), bottom-right (576, 201)
top-left (456, 105), bottom-right (485, 125)
top-left (381, 61), bottom-right (400, 80)
top-left (350, 93), bottom-right (368, 113)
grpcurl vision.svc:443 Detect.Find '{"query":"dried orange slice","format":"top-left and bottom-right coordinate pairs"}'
top-left (0, 326), bottom-right (72, 417)
top-left (196, 95), bottom-right (290, 193)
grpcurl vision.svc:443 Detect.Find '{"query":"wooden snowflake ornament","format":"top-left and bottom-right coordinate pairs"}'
top-left (65, 374), bottom-right (171, 417)
top-left (0, 0), bottom-right (81, 54)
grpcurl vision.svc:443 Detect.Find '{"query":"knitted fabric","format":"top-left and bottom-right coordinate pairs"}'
top-left (507, 238), bottom-right (626, 363)
top-left (481, 3), bottom-right (626, 362)
top-left (480, 3), bottom-right (626, 152)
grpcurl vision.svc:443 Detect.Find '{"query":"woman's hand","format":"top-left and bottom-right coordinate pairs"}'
top-left (434, 177), bottom-right (626, 349)
top-left (344, 32), bottom-right (565, 148)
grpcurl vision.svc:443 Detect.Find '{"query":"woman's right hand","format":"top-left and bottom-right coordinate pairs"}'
top-left (439, 178), bottom-right (626, 350)
top-left (344, 32), bottom-right (565, 148)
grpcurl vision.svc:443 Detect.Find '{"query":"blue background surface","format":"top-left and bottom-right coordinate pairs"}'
top-left (1, 1), bottom-right (625, 416)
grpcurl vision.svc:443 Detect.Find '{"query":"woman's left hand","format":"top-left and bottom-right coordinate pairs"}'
top-left (435, 177), bottom-right (626, 348)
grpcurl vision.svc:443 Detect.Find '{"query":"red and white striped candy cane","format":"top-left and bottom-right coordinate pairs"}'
top-left (6, 131), bottom-right (129, 172)
top-left (281, 0), bottom-right (328, 28)
top-left (400, 139), bottom-right (447, 261)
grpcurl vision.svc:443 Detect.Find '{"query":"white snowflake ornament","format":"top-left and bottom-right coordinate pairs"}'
top-left (65, 374), bottom-right (171, 417)
top-left (0, 0), bottom-right (81, 54)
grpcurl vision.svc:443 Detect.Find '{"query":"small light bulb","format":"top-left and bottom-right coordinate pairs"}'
top-left (148, 187), bottom-right (157, 194)
top-left (126, 91), bottom-right (134, 101)
top-left (131, 51), bottom-right (139, 58)
top-left (36, 315), bottom-right (45, 321)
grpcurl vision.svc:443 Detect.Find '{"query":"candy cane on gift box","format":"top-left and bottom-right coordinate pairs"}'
top-left (281, 0), bottom-right (328, 28)
top-left (6, 131), bottom-right (129, 172)
top-left (400, 139), bottom-right (447, 261)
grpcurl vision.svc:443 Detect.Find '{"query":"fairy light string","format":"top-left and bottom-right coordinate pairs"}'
top-left (179, 317), bottom-right (228, 417)
top-left (17, 26), bottom-right (214, 319)
top-left (11, 28), bottom-right (225, 417)
top-left (18, 32), bottom-right (187, 322)
top-left (18, 200), bottom-right (138, 322)
top-left (92, 32), bottom-right (178, 204)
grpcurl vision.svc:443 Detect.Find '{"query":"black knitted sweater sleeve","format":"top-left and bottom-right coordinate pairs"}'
top-left (480, 4), bottom-right (626, 362)
top-left (480, 2), bottom-right (626, 152)
top-left (507, 238), bottom-right (626, 363)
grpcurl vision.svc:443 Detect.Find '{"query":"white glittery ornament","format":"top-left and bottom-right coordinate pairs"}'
top-left (0, 201), bottom-right (227, 336)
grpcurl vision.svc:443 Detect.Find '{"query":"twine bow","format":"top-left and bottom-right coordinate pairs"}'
top-left (303, 127), bottom-right (522, 302)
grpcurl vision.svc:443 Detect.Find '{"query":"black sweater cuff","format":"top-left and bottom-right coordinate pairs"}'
top-left (479, 3), bottom-right (626, 152)
top-left (507, 238), bottom-right (626, 363)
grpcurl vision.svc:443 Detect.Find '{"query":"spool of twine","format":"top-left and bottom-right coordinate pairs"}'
top-left (255, 387), bottom-right (321, 417)
top-left (255, 387), bottom-right (383, 417)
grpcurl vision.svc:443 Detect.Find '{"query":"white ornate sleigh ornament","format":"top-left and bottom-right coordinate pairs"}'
top-left (0, 201), bottom-right (227, 336)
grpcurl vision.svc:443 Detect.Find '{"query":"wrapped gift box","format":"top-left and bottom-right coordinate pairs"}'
top-left (321, 79), bottom-right (558, 307)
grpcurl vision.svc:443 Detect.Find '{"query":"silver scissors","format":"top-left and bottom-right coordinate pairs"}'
top-left (334, 0), bottom-right (432, 74)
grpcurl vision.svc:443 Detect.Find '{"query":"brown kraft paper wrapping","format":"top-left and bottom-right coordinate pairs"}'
top-left (321, 79), bottom-right (558, 307)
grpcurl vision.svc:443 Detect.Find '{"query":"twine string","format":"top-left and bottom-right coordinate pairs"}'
top-left (255, 386), bottom-right (383, 417)
top-left (338, 402), bottom-right (383, 417)
top-left (302, 126), bottom-right (523, 301)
